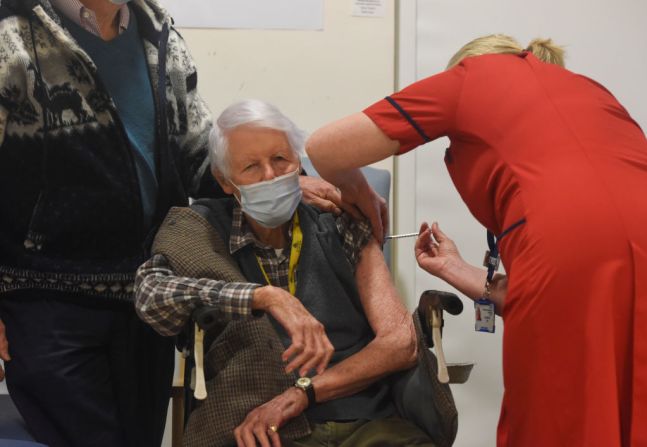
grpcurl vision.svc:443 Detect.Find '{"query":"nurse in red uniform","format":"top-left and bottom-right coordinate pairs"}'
top-left (306, 34), bottom-right (647, 446)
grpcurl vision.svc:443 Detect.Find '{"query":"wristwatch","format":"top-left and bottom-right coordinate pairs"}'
top-left (294, 377), bottom-right (316, 408)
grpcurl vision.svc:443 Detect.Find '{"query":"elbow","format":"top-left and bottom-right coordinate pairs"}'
top-left (383, 322), bottom-right (418, 371)
top-left (402, 326), bottom-right (418, 369)
top-left (134, 280), bottom-right (179, 337)
top-left (134, 300), bottom-right (176, 337)
top-left (398, 318), bottom-right (419, 369)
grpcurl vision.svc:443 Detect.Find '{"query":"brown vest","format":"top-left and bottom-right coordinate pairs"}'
top-left (152, 206), bottom-right (310, 447)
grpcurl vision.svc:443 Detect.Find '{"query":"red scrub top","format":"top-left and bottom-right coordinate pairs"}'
top-left (365, 52), bottom-right (647, 447)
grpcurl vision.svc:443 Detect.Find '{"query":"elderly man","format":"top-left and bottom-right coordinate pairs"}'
top-left (135, 100), bottom-right (446, 446)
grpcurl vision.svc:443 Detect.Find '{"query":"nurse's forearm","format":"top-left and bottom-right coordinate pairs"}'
top-left (440, 259), bottom-right (507, 316)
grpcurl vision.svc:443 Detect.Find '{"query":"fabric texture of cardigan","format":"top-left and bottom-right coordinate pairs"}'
top-left (0, 0), bottom-right (217, 300)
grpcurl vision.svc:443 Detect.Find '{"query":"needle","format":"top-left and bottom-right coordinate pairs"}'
top-left (384, 232), bottom-right (419, 240)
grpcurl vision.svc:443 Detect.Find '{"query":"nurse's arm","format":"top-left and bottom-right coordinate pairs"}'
top-left (306, 113), bottom-right (399, 241)
top-left (415, 222), bottom-right (507, 315)
top-left (307, 113), bottom-right (399, 183)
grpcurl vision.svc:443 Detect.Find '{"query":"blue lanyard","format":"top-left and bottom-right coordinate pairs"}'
top-left (485, 217), bottom-right (527, 280)
top-left (485, 231), bottom-right (499, 282)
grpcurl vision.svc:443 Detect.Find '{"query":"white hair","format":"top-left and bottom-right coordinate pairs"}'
top-left (209, 99), bottom-right (307, 177)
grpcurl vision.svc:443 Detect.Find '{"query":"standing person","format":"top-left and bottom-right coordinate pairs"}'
top-left (306, 34), bottom-right (647, 446)
top-left (0, 1), bottom-right (214, 445)
top-left (0, 1), bottom-right (341, 446)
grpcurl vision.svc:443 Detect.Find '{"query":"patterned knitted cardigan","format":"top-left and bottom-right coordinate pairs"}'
top-left (0, 0), bottom-right (214, 301)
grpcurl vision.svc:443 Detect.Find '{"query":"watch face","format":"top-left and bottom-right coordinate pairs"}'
top-left (296, 377), bottom-right (312, 388)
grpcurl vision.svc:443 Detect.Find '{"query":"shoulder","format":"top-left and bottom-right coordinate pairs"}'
top-left (297, 203), bottom-right (338, 230)
top-left (335, 212), bottom-right (371, 239)
top-left (190, 197), bottom-right (236, 219)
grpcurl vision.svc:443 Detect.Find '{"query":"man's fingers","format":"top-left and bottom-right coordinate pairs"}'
top-left (323, 185), bottom-right (343, 208)
top-left (233, 424), bottom-right (247, 447)
top-left (299, 330), bottom-right (325, 377)
top-left (252, 425), bottom-right (271, 447)
top-left (282, 338), bottom-right (304, 366)
top-left (268, 427), bottom-right (282, 447)
top-left (286, 331), bottom-right (315, 374)
top-left (0, 320), bottom-right (10, 362)
top-left (313, 197), bottom-right (342, 215)
top-left (0, 339), bottom-right (10, 361)
top-left (317, 337), bottom-right (335, 375)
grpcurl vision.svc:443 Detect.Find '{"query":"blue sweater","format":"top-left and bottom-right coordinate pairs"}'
top-left (61, 9), bottom-right (158, 230)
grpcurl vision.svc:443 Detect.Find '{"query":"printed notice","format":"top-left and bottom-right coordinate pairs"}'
top-left (352, 0), bottom-right (386, 17)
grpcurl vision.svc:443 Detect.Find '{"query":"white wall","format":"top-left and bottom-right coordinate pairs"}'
top-left (177, 0), bottom-right (396, 174)
top-left (394, 1), bottom-right (647, 446)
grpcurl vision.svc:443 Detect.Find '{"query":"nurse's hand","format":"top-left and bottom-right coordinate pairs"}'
top-left (337, 172), bottom-right (388, 243)
top-left (0, 318), bottom-right (10, 381)
top-left (354, 183), bottom-right (388, 244)
top-left (415, 222), bottom-right (462, 279)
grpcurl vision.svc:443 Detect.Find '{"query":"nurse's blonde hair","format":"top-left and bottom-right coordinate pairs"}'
top-left (447, 34), bottom-right (565, 69)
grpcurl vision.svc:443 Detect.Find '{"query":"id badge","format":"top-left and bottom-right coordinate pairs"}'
top-left (475, 298), bottom-right (495, 333)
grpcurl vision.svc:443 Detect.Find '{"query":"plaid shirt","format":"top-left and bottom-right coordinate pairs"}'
top-left (135, 207), bottom-right (372, 336)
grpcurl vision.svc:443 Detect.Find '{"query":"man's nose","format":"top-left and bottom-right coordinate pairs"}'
top-left (260, 163), bottom-right (278, 181)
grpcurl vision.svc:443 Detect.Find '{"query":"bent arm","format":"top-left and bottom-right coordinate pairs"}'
top-left (307, 114), bottom-right (396, 240)
top-left (135, 254), bottom-right (335, 373)
top-left (416, 222), bottom-right (507, 315)
top-left (306, 113), bottom-right (399, 187)
top-left (134, 254), bottom-right (261, 336)
top-left (310, 239), bottom-right (417, 403)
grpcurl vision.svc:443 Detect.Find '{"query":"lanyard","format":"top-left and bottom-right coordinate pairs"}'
top-left (476, 231), bottom-right (500, 333)
top-left (485, 231), bottom-right (500, 283)
top-left (477, 218), bottom-right (527, 333)
top-left (256, 211), bottom-right (303, 296)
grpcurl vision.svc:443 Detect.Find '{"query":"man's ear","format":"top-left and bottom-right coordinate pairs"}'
top-left (213, 169), bottom-right (235, 195)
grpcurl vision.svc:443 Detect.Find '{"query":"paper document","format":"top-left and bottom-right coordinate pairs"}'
top-left (351, 0), bottom-right (386, 17)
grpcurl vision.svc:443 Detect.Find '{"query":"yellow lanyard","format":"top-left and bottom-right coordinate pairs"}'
top-left (256, 211), bottom-right (303, 296)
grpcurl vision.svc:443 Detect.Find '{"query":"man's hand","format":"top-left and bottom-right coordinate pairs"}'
top-left (299, 176), bottom-right (361, 219)
top-left (0, 318), bottom-right (10, 381)
top-left (415, 222), bottom-right (462, 279)
top-left (234, 387), bottom-right (308, 447)
top-left (253, 286), bottom-right (334, 376)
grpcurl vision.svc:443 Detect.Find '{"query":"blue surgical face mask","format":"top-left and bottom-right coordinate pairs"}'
top-left (231, 168), bottom-right (302, 229)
